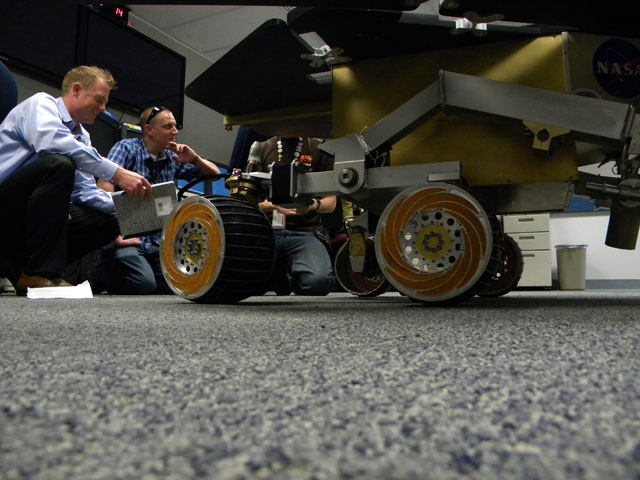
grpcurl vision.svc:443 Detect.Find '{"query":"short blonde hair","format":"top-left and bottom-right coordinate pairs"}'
top-left (61, 65), bottom-right (116, 95)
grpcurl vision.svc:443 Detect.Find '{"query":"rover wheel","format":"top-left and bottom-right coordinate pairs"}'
top-left (161, 195), bottom-right (275, 303)
top-left (478, 234), bottom-right (523, 297)
top-left (334, 238), bottom-right (390, 297)
top-left (375, 183), bottom-right (500, 305)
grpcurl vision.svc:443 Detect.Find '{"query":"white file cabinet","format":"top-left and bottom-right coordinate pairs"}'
top-left (503, 213), bottom-right (552, 288)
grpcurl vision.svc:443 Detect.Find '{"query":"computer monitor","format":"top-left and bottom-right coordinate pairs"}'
top-left (0, 3), bottom-right (80, 83)
top-left (0, 4), bottom-right (186, 129)
top-left (79, 8), bottom-right (186, 128)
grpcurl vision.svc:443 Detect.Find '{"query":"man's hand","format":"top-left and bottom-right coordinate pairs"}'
top-left (259, 200), bottom-right (303, 217)
top-left (167, 142), bottom-right (221, 174)
top-left (276, 205), bottom-right (300, 216)
top-left (112, 167), bottom-right (152, 199)
top-left (114, 235), bottom-right (143, 248)
top-left (167, 142), bottom-right (197, 164)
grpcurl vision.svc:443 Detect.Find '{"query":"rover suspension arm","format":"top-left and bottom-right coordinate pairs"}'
top-left (284, 70), bottom-right (639, 213)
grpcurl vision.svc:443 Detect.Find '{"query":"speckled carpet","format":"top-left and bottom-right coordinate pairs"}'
top-left (1, 291), bottom-right (639, 479)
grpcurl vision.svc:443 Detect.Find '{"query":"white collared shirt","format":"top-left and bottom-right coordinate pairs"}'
top-left (0, 93), bottom-right (118, 213)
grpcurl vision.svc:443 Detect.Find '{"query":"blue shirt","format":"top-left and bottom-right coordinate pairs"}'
top-left (107, 137), bottom-right (198, 184)
top-left (0, 93), bottom-right (118, 214)
top-left (107, 137), bottom-right (198, 250)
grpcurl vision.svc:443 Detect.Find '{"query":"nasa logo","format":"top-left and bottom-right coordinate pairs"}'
top-left (592, 39), bottom-right (640, 99)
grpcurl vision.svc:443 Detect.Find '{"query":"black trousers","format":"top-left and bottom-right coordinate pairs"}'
top-left (0, 155), bottom-right (119, 277)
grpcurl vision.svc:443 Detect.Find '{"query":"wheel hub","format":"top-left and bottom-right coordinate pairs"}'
top-left (401, 209), bottom-right (464, 274)
top-left (174, 221), bottom-right (209, 275)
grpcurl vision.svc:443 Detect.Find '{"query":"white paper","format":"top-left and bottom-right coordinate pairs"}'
top-left (155, 196), bottom-right (174, 216)
top-left (26, 280), bottom-right (93, 299)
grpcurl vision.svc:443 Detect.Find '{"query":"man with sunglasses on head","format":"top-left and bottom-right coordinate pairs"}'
top-left (95, 106), bottom-right (220, 294)
top-left (0, 65), bottom-right (152, 296)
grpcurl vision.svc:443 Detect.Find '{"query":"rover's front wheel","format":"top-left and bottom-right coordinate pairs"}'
top-left (160, 195), bottom-right (275, 303)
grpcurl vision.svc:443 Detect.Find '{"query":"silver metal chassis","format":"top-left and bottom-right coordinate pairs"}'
top-left (251, 70), bottom-right (639, 215)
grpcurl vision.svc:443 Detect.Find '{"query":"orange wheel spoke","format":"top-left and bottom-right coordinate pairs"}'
top-left (375, 183), bottom-right (493, 304)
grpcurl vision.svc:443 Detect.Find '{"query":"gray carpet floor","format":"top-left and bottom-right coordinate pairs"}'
top-left (1, 290), bottom-right (639, 479)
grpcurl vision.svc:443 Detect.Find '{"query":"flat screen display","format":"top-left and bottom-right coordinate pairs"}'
top-left (81, 8), bottom-right (186, 128)
top-left (0, 5), bottom-right (186, 129)
top-left (0, 3), bottom-right (80, 82)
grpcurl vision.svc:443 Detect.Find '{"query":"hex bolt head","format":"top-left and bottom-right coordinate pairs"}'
top-left (339, 168), bottom-right (358, 187)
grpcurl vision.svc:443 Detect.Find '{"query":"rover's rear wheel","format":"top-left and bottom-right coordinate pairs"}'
top-left (375, 183), bottom-right (500, 305)
top-left (334, 238), bottom-right (390, 297)
top-left (478, 234), bottom-right (523, 297)
top-left (161, 195), bottom-right (275, 303)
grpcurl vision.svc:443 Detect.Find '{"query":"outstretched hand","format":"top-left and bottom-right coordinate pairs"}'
top-left (114, 235), bottom-right (143, 248)
top-left (260, 200), bottom-right (315, 217)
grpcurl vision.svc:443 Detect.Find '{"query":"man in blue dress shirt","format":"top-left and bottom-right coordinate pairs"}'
top-left (0, 65), bottom-right (152, 295)
top-left (94, 106), bottom-right (220, 294)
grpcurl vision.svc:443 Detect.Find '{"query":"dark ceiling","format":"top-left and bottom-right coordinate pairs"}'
top-left (439, 0), bottom-right (640, 38)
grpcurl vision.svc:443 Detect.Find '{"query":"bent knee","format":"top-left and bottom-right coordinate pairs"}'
top-left (44, 154), bottom-right (75, 176)
top-left (107, 274), bottom-right (157, 295)
top-left (125, 278), bottom-right (157, 295)
top-left (294, 275), bottom-right (335, 296)
top-left (41, 154), bottom-right (75, 188)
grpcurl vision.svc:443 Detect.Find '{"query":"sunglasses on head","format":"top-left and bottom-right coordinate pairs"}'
top-left (145, 106), bottom-right (166, 125)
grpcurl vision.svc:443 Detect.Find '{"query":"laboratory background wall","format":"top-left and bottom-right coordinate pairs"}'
top-left (550, 212), bottom-right (640, 288)
top-left (548, 163), bottom-right (640, 289)
top-left (6, 7), bottom-right (640, 289)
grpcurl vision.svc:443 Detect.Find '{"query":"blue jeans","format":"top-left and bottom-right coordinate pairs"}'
top-left (94, 245), bottom-right (169, 295)
top-left (272, 229), bottom-right (335, 296)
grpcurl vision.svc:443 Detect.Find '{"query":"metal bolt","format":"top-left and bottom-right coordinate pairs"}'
top-left (537, 129), bottom-right (550, 142)
top-left (339, 168), bottom-right (358, 187)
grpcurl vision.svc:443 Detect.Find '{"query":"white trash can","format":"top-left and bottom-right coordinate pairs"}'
top-left (555, 244), bottom-right (587, 290)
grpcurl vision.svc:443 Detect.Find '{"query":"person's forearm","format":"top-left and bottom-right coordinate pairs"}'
top-left (315, 196), bottom-right (336, 214)
top-left (193, 156), bottom-right (220, 175)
